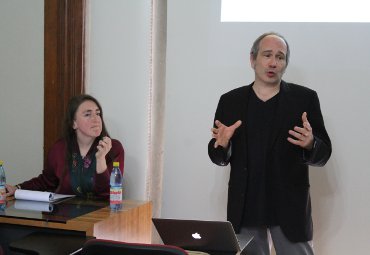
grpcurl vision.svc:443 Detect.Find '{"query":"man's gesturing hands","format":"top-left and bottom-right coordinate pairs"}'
top-left (287, 112), bottom-right (314, 150)
top-left (212, 120), bottom-right (242, 148)
top-left (212, 112), bottom-right (314, 150)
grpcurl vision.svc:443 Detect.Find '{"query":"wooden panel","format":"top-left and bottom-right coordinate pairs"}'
top-left (0, 200), bottom-right (152, 243)
top-left (44, 0), bottom-right (86, 165)
top-left (94, 200), bottom-right (153, 243)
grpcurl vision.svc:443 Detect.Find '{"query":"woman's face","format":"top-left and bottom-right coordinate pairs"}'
top-left (73, 100), bottom-right (102, 140)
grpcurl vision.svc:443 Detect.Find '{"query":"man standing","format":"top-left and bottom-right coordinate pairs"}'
top-left (208, 32), bottom-right (331, 255)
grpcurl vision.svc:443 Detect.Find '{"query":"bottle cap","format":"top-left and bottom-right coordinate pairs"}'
top-left (0, 160), bottom-right (3, 165)
top-left (113, 162), bottom-right (119, 167)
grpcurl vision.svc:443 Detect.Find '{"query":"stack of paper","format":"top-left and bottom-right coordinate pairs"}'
top-left (13, 190), bottom-right (75, 212)
top-left (15, 189), bottom-right (75, 202)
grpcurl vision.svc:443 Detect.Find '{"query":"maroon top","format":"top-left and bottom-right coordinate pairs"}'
top-left (19, 138), bottom-right (124, 199)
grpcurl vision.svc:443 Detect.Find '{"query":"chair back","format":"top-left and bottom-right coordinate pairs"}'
top-left (81, 239), bottom-right (188, 255)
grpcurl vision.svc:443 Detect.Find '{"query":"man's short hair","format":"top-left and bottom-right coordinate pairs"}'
top-left (250, 32), bottom-right (290, 66)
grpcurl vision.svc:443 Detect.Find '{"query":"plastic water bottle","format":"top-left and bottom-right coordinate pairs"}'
top-left (0, 160), bottom-right (6, 210)
top-left (110, 161), bottom-right (123, 211)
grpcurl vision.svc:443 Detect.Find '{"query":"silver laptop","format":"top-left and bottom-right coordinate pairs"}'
top-left (153, 218), bottom-right (245, 255)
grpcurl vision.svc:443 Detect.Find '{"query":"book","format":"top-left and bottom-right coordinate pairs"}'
top-left (15, 189), bottom-right (75, 203)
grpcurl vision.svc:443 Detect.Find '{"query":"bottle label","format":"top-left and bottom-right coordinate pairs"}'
top-left (110, 187), bottom-right (122, 204)
top-left (0, 186), bottom-right (6, 204)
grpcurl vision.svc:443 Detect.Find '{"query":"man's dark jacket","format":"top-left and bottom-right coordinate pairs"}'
top-left (208, 81), bottom-right (332, 242)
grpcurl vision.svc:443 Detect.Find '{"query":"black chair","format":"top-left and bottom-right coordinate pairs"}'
top-left (8, 232), bottom-right (93, 255)
top-left (80, 239), bottom-right (189, 255)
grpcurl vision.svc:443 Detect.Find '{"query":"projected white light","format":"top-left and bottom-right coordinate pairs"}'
top-left (221, 0), bottom-right (370, 22)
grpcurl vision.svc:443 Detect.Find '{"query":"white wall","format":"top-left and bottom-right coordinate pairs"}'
top-left (162, 0), bottom-right (370, 254)
top-left (87, 0), bottom-right (152, 200)
top-left (0, 0), bottom-right (44, 184)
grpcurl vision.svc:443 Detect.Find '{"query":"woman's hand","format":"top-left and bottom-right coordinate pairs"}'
top-left (5, 184), bottom-right (17, 196)
top-left (95, 136), bottom-right (112, 174)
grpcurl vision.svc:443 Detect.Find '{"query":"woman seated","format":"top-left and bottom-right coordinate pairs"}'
top-left (6, 94), bottom-right (124, 199)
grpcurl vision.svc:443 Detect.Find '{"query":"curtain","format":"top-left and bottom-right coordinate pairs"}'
top-left (146, 0), bottom-right (167, 218)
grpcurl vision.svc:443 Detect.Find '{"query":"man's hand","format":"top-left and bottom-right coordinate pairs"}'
top-left (211, 120), bottom-right (242, 148)
top-left (287, 112), bottom-right (314, 150)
